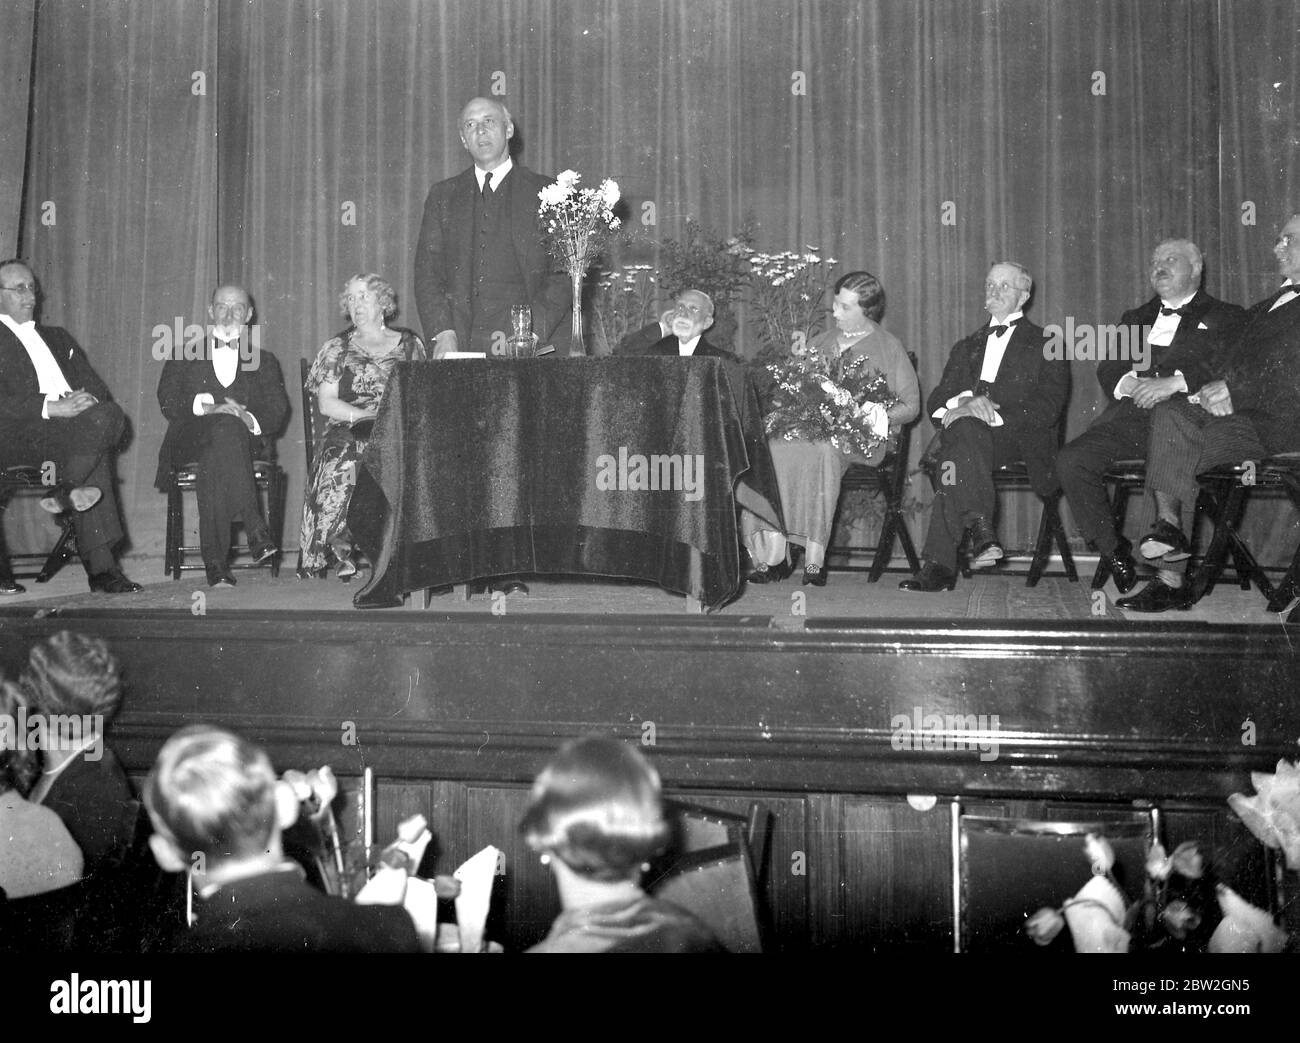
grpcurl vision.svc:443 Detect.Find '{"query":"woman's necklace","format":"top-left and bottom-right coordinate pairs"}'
top-left (836, 325), bottom-right (873, 350)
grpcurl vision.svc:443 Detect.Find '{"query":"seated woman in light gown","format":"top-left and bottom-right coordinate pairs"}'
top-left (520, 736), bottom-right (722, 953)
top-left (299, 273), bottom-right (426, 579)
top-left (744, 270), bottom-right (920, 587)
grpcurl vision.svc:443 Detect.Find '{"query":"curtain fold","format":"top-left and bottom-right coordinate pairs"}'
top-left (14, 0), bottom-right (1300, 563)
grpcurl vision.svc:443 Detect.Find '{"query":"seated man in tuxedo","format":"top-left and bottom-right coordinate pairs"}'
top-left (1057, 239), bottom-right (1243, 595)
top-left (1117, 213), bottom-right (1300, 613)
top-left (155, 285), bottom-right (288, 587)
top-left (901, 262), bottom-right (1069, 592)
top-left (615, 290), bottom-right (735, 358)
top-left (0, 259), bottom-right (140, 594)
top-left (144, 724), bottom-right (420, 953)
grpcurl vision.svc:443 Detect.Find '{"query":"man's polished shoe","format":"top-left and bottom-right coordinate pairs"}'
top-left (747, 560), bottom-right (792, 584)
top-left (1139, 519), bottom-right (1191, 562)
top-left (88, 567), bottom-right (143, 595)
top-left (801, 565), bottom-right (827, 587)
top-left (39, 485), bottom-right (102, 514)
top-left (967, 517), bottom-right (1004, 569)
top-left (492, 579), bottom-right (529, 596)
top-left (1115, 578), bottom-right (1195, 613)
top-left (899, 561), bottom-right (958, 592)
top-left (1098, 541), bottom-right (1139, 595)
top-left (249, 542), bottom-right (278, 565)
top-left (205, 563), bottom-right (236, 587)
top-left (0, 575), bottom-right (25, 595)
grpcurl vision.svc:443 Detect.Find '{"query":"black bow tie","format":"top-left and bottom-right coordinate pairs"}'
top-left (986, 318), bottom-right (1021, 338)
top-left (1159, 305), bottom-right (1190, 317)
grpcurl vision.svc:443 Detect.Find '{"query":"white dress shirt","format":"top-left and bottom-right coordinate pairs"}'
top-left (677, 335), bottom-right (702, 357)
top-left (1, 312), bottom-right (74, 419)
top-left (474, 157), bottom-right (513, 193)
top-left (191, 339), bottom-right (261, 434)
top-left (933, 310), bottom-right (1024, 428)
top-left (1113, 291), bottom-right (1195, 400)
top-left (1270, 279), bottom-right (1298, 312)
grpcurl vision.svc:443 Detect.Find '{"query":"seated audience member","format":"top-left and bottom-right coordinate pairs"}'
top-left (300, 272), bottom-right (426, 580)
top-left (742, 270), bottom-right (919, 586)
top-left (22, 630), bottom-right (139, 878)
top-left (615, 290), bottom-right (735, 358)
top-left (1056, 239), bottom-right (1243, 594)
top-left (1117, 213), bottom-right (1300, 613)
top-left (520, 735), bottom-right (722, 953)
top-left (900, 262), bottom-right (1069, 592)
top-left (0, 679), bottom-right (84, 899)
top-left (143, 724), bottom-right (420, 953)
top-left (0, 259), bottom-right (141, 594)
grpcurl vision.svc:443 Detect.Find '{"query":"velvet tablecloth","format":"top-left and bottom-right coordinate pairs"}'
top-left (349, 357), bottom-right (783, 609)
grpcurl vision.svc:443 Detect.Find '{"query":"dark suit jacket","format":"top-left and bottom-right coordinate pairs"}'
top-left (0, 323), bottom-right (113, 451)
top-left (1217, 289), bottom-right (1300, 453)
top-left (927, 318), bottom-right (1070, 494)
top-left (1097, 290), bottom-right (1244, 399)
top-left (154, 348), bottom-right (290, 489)
top-left (413, 164), bottom-right (571, 349)
top-left (173, 868), bottom-right (420, 953)
top-left (42, 746), bottom-right (140, 878)
top-left (615, 323), bottom-right (736, 359)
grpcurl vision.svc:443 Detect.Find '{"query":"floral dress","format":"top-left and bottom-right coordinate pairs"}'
top-left (298, 327), bottom-right (425, 573)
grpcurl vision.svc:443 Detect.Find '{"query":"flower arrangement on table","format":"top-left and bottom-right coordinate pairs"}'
top-left (730, 243), bottom-right (838, 363)
top-left (538, 170), bottom-right (621, 354)
top-left (590, 262), bottom-right (658, 355)
top-left (763, 334), bottom-right (898, 458)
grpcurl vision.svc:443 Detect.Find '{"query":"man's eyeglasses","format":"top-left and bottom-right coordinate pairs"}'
top-left (0, 283), bottom-right (36, 295)
top-left (462, 117), bottom-right (502, 135)
top-left (673, 301), bottom-right (705, 316)
top-left (1277, 234), bottom-right (1297, 248)
top-left (984, 281), bottom-right (1018, 295)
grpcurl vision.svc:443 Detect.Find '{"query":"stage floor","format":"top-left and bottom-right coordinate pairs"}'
top-left (2, 552), bottom-right (1292, 625)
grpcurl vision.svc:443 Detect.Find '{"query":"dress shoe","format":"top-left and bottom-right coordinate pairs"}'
top-left (900, 561), bottom-right (958, 592)
top-left (967, 517), bottom-right (1003, 570)
top-left (1139, 519), bottom-right (1191, 562)
top-left (801, 565), bottom-right (827, 587)
top-left (747, 560), bottom-right (792, 584)
top-left (1115, 579), bottom-right (1195, 613)
top-left (205, 563), bottom-right (236, 587)
top-left (0, 575), bottom-right (25, 595)
top-left (491, 580), bottom-right (529, 596)
top-left (39, 485), bottom-right (102, 514)
top-left (88, 567), bottom-right (143, 594)
top-left (1098, 542), bottom-right (1139, 595)
top-left (337, 557), bottom-right (359, 580)
top-left (249, 542), bottom-right (279, 565)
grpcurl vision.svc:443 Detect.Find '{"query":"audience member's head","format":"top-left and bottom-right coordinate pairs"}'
top-left (519, 735), bottom-right (669, 883)
top-left (0, 679), bottom-right (38, 797)
top-left (143, 725), bottom-right (297, 875)
top-left (833, 270), bottom-right (886, 323)
top-left (21, 630), bottom-right (122, 721)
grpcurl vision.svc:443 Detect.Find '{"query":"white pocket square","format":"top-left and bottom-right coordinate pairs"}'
top-left (1197, 322), bottom-right (1209, 329)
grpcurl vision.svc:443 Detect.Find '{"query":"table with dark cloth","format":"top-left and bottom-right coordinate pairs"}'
top-left (349, 357), bottom-right (784, 610)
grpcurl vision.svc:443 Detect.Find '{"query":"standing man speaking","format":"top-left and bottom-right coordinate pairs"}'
top-left (414, 97), bottom-right (570, 358)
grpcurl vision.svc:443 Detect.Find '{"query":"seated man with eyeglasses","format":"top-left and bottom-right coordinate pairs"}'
top-left (615, 290), bottom-right (736, 359)
top-left (900, 262), bottom-right (1069, 593)
top-left (0, 259), bottom-right (140, 594)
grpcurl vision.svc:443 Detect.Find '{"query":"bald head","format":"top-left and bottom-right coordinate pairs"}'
top-left (459, 97), bottom-right (514, 171)
top-left (1149, 239), bottom-right (1202, 301)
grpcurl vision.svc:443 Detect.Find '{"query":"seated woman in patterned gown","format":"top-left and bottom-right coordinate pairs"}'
top-left (299, 273), bottom-right (426, 579)
top-left (743, 270), bottom-right (920, 587)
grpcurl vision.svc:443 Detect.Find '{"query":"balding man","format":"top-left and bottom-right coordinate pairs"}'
top-left (413, 96), bottom-right (570, 361)
top-left (1057, 238), bottom-right (1243, 594)
top-left (0, 258), bottom-right (140, 594)
top-left (155, 285), bottom-right (288, 587)
top-left (615, 290), bottom-right (736, 358)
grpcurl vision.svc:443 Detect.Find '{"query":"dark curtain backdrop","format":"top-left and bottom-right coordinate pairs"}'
top-left (15, 0), bottom-right (1300, 562)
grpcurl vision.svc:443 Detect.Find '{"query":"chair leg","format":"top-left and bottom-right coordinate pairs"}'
top-left (1025, 496), bottom-right (1057, 587)
top-left (1194, 480), bottom-right (1244, 600)
top-left (268, 471), bottom-right (285, 579)
top-left (166, 483), bottom-right (182, 579)
top-left (35, 520), bottom-right (76, 582)
top-left (867, 506), bottom-right (899, 583)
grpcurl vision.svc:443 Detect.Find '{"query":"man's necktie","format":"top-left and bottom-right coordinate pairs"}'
top-left (986, 316), bottom-right (1022, 339)
top-left (482, 171), bottom-right (493, 195)
top-left (1159, 305), bottom-right (1190, 317)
